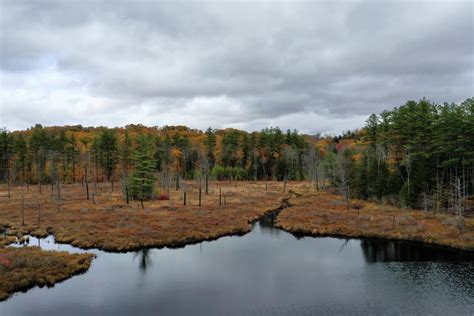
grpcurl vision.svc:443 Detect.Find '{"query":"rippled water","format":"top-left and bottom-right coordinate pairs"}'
top-left (1, 212), bottom-right (474, 315)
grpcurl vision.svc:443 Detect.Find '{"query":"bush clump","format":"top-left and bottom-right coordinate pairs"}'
top-left (158, 193), bottom-right (170, 200)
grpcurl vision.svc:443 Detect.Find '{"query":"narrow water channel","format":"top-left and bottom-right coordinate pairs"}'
top-left (2, 212), bottom-right (474, 315)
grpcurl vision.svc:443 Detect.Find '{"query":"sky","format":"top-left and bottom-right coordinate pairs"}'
top-left (0, 0), bottom-right (472, 135)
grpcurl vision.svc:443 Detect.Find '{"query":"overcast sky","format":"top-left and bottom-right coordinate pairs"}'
top-left (0, 0), bottom-right (472, 134)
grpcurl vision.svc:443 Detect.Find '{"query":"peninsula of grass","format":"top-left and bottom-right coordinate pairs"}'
top-left (0, 247), bottom-right (94, 301)
top-left (275, 189), bottom-right (474, 251)
top-left (0, 181), bottom-right (289, 252)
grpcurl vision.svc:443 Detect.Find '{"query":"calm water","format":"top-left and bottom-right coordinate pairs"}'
top-left (2, 212), bottom-right (474, 315)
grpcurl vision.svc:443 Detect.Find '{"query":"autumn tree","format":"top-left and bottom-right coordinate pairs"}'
top-left (336, 147), bottom-right (353, 210)
top-left (30, 124), bottom-right (49, 193)
top-left (2, 96), bottom-right (471, 213)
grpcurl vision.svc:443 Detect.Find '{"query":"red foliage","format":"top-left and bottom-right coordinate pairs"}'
top-left (0, 254), bottom-right (12, 267)
top-left (335, 143), bottom-right (345, 152)
top-left (158, 193), bottom-right (170, 200)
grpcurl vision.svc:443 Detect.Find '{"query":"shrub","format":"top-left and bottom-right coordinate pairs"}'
top-left (211, 165), bottom-right (227, 180)
top-left (158, 193), bottom-right (169, 200)
top-left (230, 167), bottom-right (246, 180)
top-left (211, 165), bottom-right (247, 181)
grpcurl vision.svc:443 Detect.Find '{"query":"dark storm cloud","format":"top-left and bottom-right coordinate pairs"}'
top-left (0, 0), bottom-right (472, 134)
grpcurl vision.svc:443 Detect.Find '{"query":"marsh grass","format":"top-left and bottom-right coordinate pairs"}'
top-left (0, 247), bottom-right (94, 301)
top-left (276, 190), bottom-right (474, 251)
top-left (1, 180), bottom-right (471, 252)
top-left (0, 181), bottom-right (294, 251)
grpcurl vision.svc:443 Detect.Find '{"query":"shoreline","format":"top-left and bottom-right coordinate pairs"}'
top-left (0, 247), bottom-right (94, 302)
top-left (275, 191), bottom-right (474, 252)
top-left (276, 223), bottom-right (474, 254)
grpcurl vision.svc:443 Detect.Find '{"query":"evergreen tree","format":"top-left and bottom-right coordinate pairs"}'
top-left (30, 124), bottom-right (49, 192)
top-left (204, 127), bottom-right (216, 168)
top-left (129, 135), bottom-right (157, 208)
top-left (0, 129), bottom-right (13, 184)
top-left (97, 129), bottom-right (118, 182)
top-left (14, 133), bottom-right (28, 185)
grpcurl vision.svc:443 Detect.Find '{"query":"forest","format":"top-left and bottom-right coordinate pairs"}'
top-left (1, 97), bottom-right (473, 216)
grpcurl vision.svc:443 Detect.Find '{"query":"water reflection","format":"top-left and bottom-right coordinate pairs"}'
top-left (2, 225), bottom-right (9, 237)
top-left (256, 211), bottom-right (281, 236)
top-left (360, 239), bottom-right (474, 262)
top-left (338, 239), bottom-right (351, 253)
top-left (133, 249), bottom-right (153, 273)
top-left (2, 213), bottom-right (474, 315)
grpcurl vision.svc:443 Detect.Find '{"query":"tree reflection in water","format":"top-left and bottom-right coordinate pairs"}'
top-left (133, 249), bottom-right (153, 273)
top-left (360, 239), bottom-right (474, 263)
top-left (257, 211), bottom-right (281, 237)
top-left (338, 239), bottom-right (351, 253)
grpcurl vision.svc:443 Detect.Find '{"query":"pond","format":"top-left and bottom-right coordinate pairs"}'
top-left (2, 212), bottom-right (474, 315)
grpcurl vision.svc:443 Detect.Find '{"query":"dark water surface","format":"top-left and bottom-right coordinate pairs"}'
top-left (1, 212), bottom-right (474, 315)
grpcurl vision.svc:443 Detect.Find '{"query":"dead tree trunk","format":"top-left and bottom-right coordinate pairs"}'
top-left (21, 193), bottom-right (25, 226)
top-left (205, 171), bottom-right (209, 195)
top-left (37, 203), bottom-right (41, 229)
top-left (94, 163), bottom-right (98, 194)
top-left (57, 177), bottom-right (61, 201)
top-left (199, 186), bottom-right (202, 207)
top-left (85, 165), bottom-right (89, 200)
top-left (125, 184), bottom-right (129, 204)
top-left (344, 183), bottom-right (350, 211)
top-left (7, 172), bottom-right (10, 199)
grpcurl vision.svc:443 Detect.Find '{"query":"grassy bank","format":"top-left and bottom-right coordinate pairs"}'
top-left (1, 181), bottom-right (472, 252)
top-left (0, 181), bottom-right (291, 251)
top-left (0, 247), bottom-right (94, 301)
top-left (276, 190), bottom-right (474, 251)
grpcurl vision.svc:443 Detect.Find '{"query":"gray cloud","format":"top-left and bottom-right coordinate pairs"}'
top-left (0, 0), bottom-right (472, 134)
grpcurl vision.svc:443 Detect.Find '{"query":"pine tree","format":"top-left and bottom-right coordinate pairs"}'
top-left (14, 133), bottom-right (28, 185)
top-left (120, 130), bottom-right (133, 177)
top-left (96, 129), bottom-right (118, 182)
top-left (30, 124), bottom-right (49, 193)
top-left (204, 127), bottom-right (216, 168)
top-left (129, 135), bottom-right (157, 208)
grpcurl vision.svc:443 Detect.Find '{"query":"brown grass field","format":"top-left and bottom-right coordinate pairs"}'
top-left (0, 247), bottom-right (94, 301)
top-left (0, 181), bottom-right (290, 251)
top-left (0, 181), bottom-right (473, 252)
top-left (276, 189), bottom-right (474, 251)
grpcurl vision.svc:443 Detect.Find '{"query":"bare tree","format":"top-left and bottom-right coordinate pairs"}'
top-left (451, 177), bottom-right (465, 235)
top-left (337, 148), bottom-right (352, 211)
top-left (306, 146), bottom-right (321, 191)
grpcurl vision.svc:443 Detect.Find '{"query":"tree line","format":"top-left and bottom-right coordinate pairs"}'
top-left (1, 97), bottom-right (472, 214)
top-left (351, 98), bottom-right (473, 217)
